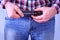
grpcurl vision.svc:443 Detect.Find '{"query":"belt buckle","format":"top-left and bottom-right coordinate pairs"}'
top-left (32, 11), bottom-right (43, 16)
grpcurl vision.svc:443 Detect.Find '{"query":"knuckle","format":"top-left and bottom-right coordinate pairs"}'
top-left (15, 6), bottom-right (18, 9)
top-left (42, 17), bottom-right (48, 22)
top-left (43, 17), bottom-right (49, 22)
top-left (17, 16), bottom-right (20, 18)
top-left (15, 17), bottom-right (20, 18)
top-left (15, 15), bottom-right (20, 18)
top-left (43, 17), bottom-right (47, 20)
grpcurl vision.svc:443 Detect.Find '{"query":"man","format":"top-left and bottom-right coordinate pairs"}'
top-left (1, 0), bottom-right (60, 40)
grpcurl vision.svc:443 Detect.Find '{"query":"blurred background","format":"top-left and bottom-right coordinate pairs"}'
top-left (0, 0), bottom-right (60, 40)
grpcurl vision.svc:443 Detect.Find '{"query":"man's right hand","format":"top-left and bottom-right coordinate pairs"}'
top-left (5, 2), bottom-right (24, 18)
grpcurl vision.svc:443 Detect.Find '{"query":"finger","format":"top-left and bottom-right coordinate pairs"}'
top-left (14, 5), bottom-right (24, 17)
top-left (33, 19), bottom-right (47, 23)
top-left (13, 12), bottom-right (20, 18)
top-left (31, 15), bottom-right (43, 20)
top-left (33, 19), bottom-right (44, 23)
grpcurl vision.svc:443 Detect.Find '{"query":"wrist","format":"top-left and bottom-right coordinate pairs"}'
top-left (51, 6), bottom-right (59, 14)
top-left (51, 7), bottom-right (58, 14)
top-left (2, 2), bottom-right (12, 9)
top-left (5, 2), bottom-right (12, 7)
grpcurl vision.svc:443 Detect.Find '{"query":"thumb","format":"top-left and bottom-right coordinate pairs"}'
top-left (31, 15), bottom-right (43, 20)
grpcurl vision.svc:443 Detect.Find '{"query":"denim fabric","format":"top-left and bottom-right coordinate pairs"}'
top-left (4, 13), bottom-right (55, 40)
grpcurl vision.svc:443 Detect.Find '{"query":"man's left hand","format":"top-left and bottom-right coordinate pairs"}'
top-left (31, 7), bottom-right (57, 23)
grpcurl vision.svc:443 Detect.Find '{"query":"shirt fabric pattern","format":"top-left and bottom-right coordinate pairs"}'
top-left (2, 0), bottom-right (60, 13)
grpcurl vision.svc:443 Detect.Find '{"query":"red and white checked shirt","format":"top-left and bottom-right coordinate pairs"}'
top-left (2, 0), bottom-right (60, 13)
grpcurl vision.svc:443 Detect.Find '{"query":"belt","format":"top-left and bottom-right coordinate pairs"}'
top-left (22, 10), bottom-right (34, 15)
top-left (21, 10), bottom-right (43, 16)
top-left (22, 11), bottom-right (43, 16)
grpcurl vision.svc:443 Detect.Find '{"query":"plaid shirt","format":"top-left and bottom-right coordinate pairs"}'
top-left (1, 0), bottom-right (60, 13)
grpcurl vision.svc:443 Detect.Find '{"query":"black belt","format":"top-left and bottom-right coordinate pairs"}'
top-left (22, 11), bottom-right (33, 13)
top-left (22, 10), bottom-right (43, 16)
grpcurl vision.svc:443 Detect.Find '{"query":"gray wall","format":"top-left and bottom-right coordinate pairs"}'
top-left (54, 14), bottom-right (60, 40)
top-left (0, 8), bottom-right (60, 40)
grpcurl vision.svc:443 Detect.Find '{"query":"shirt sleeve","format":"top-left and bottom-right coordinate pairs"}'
top-left (52, 0), bottom-right (60, 14)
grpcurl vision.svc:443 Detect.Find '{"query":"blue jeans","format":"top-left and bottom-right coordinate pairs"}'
top-left (4, 13), bottom-right (55, 40)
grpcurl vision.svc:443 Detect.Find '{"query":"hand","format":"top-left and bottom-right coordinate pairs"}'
top-left (5, 2), bottom-right (24, 18)
top-left (32, 7), bottom-right (57, 23)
